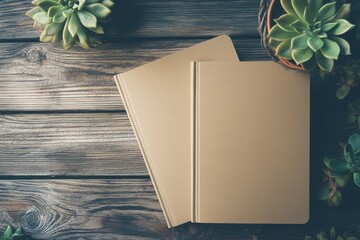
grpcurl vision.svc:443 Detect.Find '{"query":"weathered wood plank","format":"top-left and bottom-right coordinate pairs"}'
top-left (0, 0), bottom-right (260, 40)
top-left (0, 179), bottom-right (170, 240)
top-left (0, 113), bottom-right (146, 176)
top-left (0, 39), bottom-right (269, 112)
top-left (1, 180), bottom-right (360, 240)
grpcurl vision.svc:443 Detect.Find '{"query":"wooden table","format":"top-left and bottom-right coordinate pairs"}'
top-left (1, 0), bottom-right (360, 239)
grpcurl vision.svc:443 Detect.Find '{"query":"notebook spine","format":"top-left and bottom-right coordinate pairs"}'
top-left (190, 62), bottom-right (199, 223)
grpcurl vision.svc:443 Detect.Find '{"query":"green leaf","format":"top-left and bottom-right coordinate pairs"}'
top-left (292, 0), bottom-right (306, 20)
top-left (78, 0), bottom-right (86, 10)
top-left (53, 12), bottom-right (66, 23)
top-left (334, 174), bottom-right (350, 187)
top-left (89, 25), bottom-right (104, 34)
top-left (47, 6), bottom-right (64, 17)
top-left (291, 33), bottom-right (308, 49)
top-left (320, 39), bottom-right (340, 60)
top-left (44, 22), bottom-right (62, 36)
top-left (3, 226), bottom-right (13, 239)
top-left (329, 19), bottom-right (355, 35)
top-left (33, 12), bottom-right (52, 25)
top-left (62, 18), bottom-right (75, 50)
top-left (307, 0), bottom-right (323, 17)
top-left (274, 14), bottom-right (298, 32)
top-left (316, 51), bottom-right (334, 71)
top-left (26, 7), bottom-right (43, 18)
top-left (268, 38), bottom-right (282, 49)
top-left (330, 227), bottom-right (336, 240)
top-left (280, 0), bottom-right (297, 16)
top-left (87, 0), bottom-right (102, 3)
top-left (318, 183), bottom-right (330, 200)
top-left (333, 4), bottom-right (351, 20)
top-left (348, 134), bottom-right (360, 155)
top-left (327, 159), bottom-right (349, 172)
top-left (329, 190), bottom-right (342, 207)
top-left (321, 22), bottom-right (337, 32)
top-left (68, 13), bottom-right (80, 37)
top-left (292, 47), bottom-right (313, 64)
top-left (275, 39), bottom-right (293, 59)
top-left (330, 36), bottom-right (351, 55)
top-left (307, 36), bottom-right (324, 52)
top-left (317, 2), bottom-right (336, 22)
top-left (77, 25), bottom-right (90, 49)
top-left (336, 84), bottom-right (350, 99)
top-left (301, 55), bottom-right (318, 71)
top-left (40, 30), bottom-right (53, 42)
top-left (101, 0), bottom-right (115, 8)
top-left (77, 10), bottom-right (97, 28)
top-left (268, 25), bottom-right (297, 41)
top-left (37, 0), bottom-right (60, 12)
top-left (290, 19), bottom-right (308, 33)
top-left (62, 8), bottom-right (75, 18)
top-left (303, 7), bottom-right (316, 24)
top-left (354, 172), bottom-right (360, 187)
top-left (84, 3), bottom-right (111, 18)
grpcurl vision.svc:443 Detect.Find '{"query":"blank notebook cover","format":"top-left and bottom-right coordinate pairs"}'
top-left (191, 61), bottom-right (310, 224)
top-left (113, 35), bottom-right (239, 228)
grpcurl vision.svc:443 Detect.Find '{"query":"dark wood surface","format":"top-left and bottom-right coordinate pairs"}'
top-left (0, 0), bottom-right (357, 239)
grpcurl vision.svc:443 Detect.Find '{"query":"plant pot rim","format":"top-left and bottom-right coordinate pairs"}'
top-left (267, 0), bottom-right (305, 71)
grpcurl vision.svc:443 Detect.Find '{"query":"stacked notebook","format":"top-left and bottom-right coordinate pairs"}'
top-left (114, 35), bottom-right (310, 228)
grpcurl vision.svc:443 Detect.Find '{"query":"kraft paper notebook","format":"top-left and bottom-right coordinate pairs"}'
top-left (191, 61), bottom-right (310, 224)
top-left (114, 35), bottom-right (239, 228)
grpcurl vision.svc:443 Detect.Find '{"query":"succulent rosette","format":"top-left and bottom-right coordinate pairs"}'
top-left (26, 0), bottom-right (114, 49)
top-left (268, 0), bottom-right (355, 72)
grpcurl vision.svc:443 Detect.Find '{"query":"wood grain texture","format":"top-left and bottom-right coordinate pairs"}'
top-left (1, 180), bottom-right (360, 240)
top-left (0, 0), bottom-right (260, 40)
top-left (0, 39), bottom-right (269, 112)
top-left (0, 179), bottom-right (170, 240)
top-left (0, 113), bottom-right (146, 176)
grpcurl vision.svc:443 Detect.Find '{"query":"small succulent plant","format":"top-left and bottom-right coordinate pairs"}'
top-left (305, 227), bottom-right (358, 240)
top-left (26, 0), bottom-right (114, 49)
top-left (268, 0), bottom-right (355, 72)
top-left (0, 226), bottom-right (24, 240)
top-left (319, 134), bottom-right (360, 206)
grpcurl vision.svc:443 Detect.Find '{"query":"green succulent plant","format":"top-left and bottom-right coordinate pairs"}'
top-left (319, 134), bottom-right (360, 206)
top-left (348, 98), bottom-right (360, 129)
top-left (0, 226), bottom-right (24, 240)
top-left (268, 0), bottom-right (355, 72)
top-left (26, 0), bottom-right (114, 49)
top-left (305, 227), bottom-right (358, 240)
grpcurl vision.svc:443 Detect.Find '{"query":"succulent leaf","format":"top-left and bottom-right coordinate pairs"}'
top-left (333, 4), bottom-right (351, 20)
top-left (84, 3), bottom-right (111, 18)
top-left (281, 0), bottom-right (297, 16)
top-left (269, 38), bottom-right (282, 49)
top-left (48, 6), bottom-right (65, 17)
top-left (330, 36), bottom-right (351, 55)
top-left (44, 22), bottom-right (62, 36)
top-left (292, 47), bottom-right (313, 64)
top-left (316, 51), bottom-right (334, 72)
top-left (320, 39), bottom-right (340, 60)
top-left (321, 22), bottom-right (338, 32)
top-left (26, 7), bottom-right (43, 17)
top-left (289, 19), bottom-right (308, 33)
top-left (348, 134), bottom-right (360, 155)
top-left (291, 33), bottom-right (308, 49)
top-left (307, 36), bottom-right (324, 52)
top-left (77, 10), bottom-right (97, 28)
top-left (307, 0), bottom-right (323, 17)
top-left (276, 39), bottom-right (293, 59)
top-left (317, 2), bottom-right (336, 22)
top-left (269, 25), bottom-right (298, 40)
top-left (354, 172), bottom-right (360, 187)
top-left (301, 55), bottom-right (317, 71)
top-left (53, 12), bottom-right (66, 23)
top-left (329, 19), bottom-right (355, 35)
top-left (68, 13), bottom-right (80, 37)
top-left (303, 7), bottom-right (315, 24)
top-left (38, 0), bottom-right (60, 12)
top-left (102, 0), bottom-right (114, 8)
top-left (33, 12), bottom-right (52, 25)
top-left (292, 0), bottom-right (306, 20)
top-left (336, 84), bottom-right (351, 100)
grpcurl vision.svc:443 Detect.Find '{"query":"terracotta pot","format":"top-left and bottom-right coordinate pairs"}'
top-left (267, 0), bottom-right (305, 71)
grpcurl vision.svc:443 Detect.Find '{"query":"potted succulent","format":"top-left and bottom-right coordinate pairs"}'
top-left (264, 0), bottom-right (355, 72)
top-left (26, 0), bottom-right (115, 49)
